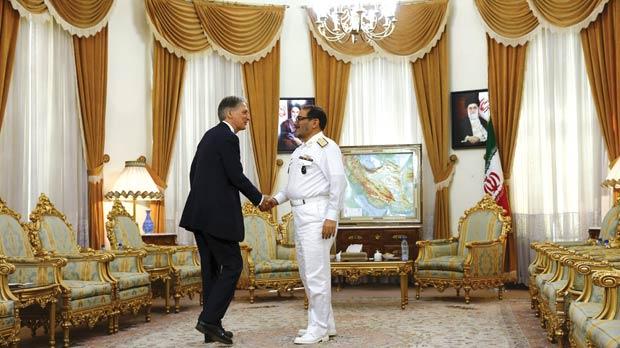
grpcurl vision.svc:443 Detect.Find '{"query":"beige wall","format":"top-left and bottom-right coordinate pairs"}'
top-left (104, 0), bottom-right (489, 238)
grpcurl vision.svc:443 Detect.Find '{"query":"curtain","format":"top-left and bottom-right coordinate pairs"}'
top-left (580, 0), bottom-right (619, 163)
top-left (165, 53), bottom-right (257, 245)
top-left (310, 36), bottom-right (350, 143)
top-left (412, 34), bottom-right (453, 240)
top-left (512, 29), bottom-right (605, 284)
top-left (150, 40), bottom-right (186, 233)
top-left (0, 17), bottom-right (88, 245)
top-left (73, 27), bottom-right (107, 250)
top-left (340, 58), bottom-right (422, 146)
top-left (0, 0), bottom-right (19, 132)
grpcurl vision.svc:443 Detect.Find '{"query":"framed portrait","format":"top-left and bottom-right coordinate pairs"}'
top-left (450, 89), bottom-right (490, 149)
top-left (339, 144), bottom-right (422, 226)
top-left (277, 97), bottom-right (315, 153)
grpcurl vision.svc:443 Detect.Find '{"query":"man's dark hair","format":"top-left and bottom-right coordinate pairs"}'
top-left (301, 105), bottom-right (327, 130)
top-left (218, 96), bottom-right (245, 121)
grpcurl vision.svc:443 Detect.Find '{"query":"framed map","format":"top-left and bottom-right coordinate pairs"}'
top-left (339, 144), bottom-right (422, 226)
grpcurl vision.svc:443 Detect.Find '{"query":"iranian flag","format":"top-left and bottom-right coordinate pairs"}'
top-left (484, 118), bottom-right (511, 215)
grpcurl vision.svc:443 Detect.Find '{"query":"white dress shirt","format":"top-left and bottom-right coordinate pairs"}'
top-left (274, 132), bottom-right (347, 221)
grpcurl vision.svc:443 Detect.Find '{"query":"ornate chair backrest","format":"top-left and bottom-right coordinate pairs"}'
top-left (106, 200), bottom-right (145, 249)
top-left (242, 203), bottom-right (278, 263)
top-left (457, 194), bottom-right (511, 257)
top-left (0, 198), bottom-right (36, 258)
top-left (279, 212), bottom-right (296, 247)
top-left (600, 200), bottom-right (620, 241)
top-left (29, 193), bottom-right (80, 254)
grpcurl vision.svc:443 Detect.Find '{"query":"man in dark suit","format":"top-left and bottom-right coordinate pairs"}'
top-left (180, 96), bottom-right (269, 345)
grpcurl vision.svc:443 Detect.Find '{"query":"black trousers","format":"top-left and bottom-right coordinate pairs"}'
top-left (194, 231), bottom-right (243, 326)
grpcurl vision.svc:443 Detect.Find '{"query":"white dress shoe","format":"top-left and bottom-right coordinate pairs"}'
top-left (294, 333), bottom-right (329, 345)
top-left (297, 329), bottom-right (337, 337)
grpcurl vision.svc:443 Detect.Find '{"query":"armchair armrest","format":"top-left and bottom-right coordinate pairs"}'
top-left (591, 270), bottom-right (620, 320)
top-left (464, 239), bottom-right (505, 278)
top-left (60, 257), bottom-right (115, 283)
top-left (108, 249), bottom-right (147, 273)
top-left (6, 256), bottom-right (65, 286)
top-left (142, 247), bottom-right (173, 270)
top-left (170, 246), bottom-right (199, 267)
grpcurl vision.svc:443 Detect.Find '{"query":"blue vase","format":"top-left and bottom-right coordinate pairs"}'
top-left (143, 209), bottom-right (154, 234)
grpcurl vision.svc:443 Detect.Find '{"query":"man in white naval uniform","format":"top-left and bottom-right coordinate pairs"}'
top-left (267, 105), bottom-right (346, 345)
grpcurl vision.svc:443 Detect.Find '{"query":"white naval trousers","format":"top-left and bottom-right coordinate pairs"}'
top-left (292, 197), bottom-right (336, 338)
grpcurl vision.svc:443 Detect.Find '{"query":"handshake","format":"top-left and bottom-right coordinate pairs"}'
top-left (258, 196), bottom-right (278, 212)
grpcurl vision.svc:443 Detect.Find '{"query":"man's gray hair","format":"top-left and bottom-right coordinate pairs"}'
top-left (218, 96), bottom-right (246, 121)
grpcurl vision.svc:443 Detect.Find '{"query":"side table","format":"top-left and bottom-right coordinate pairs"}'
top-left (330, 260), bottom-right (414, 309)
top-left (141, 233), bottom-right (177, 246)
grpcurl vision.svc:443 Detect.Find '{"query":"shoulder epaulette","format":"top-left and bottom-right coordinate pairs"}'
top-left (317, 137), bottom-right (328, 148)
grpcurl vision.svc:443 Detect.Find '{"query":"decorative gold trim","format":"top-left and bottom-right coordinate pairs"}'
top-left (279, 212), bottom-right (295, 247)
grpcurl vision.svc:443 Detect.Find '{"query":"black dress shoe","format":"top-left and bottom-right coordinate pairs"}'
top-left (196, 322), bottom-right (232, 344)
top-left (204, 330), bottom-right (232, 343)
top-left (197, 321), bottom-right (232, 340)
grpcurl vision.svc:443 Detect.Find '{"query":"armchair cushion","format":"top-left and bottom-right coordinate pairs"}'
top-left (111, 272), bottom-right (150, 290)
top-left (119, 286), bottom-right (150, 301)
top-left (416, 256), bottom-right (465, 272)
top-left (0, 301), bottom-right (14, 319)
top-left (175, 265), bottom-right (201, 279)
top-left (0, 317), bottom-right (15, 330)
top-left (144, 251), bottom-right (170, 269)
top-left (10, 263), bottom-right (57, 286)
top-left (61, 259), bottom-right (104, 281)
top-left (254, 259), bottom-right (298, 274)
top-left (587, 320), bottom-right (620, 348)
top-left (66, 294), bottom-right (113, 311)
top-left (38, 216), bottom-right (80, 254)
top-left (63, 280), bottom-right (113, 300)
top-left (415, 270), bottom-right (464, 279)
top-left (172, 250), bottom-right (194, 266)
top-left (0, 215), bottom-right (34, 257)
top-left (256, 271), bottom-right (298, 280)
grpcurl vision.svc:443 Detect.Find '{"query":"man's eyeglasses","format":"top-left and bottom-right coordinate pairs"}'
top-left (296, 116), bottom-right (313, 122)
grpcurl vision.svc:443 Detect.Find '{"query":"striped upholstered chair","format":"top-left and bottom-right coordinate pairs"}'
top-left (238, 203), bottom-right (302, 303)
top-left (0, 257), bottom-right (21, 348)
top-left (28, 194), bottom-right (152, 330)
top-left (414, 194), bottom-right (511, 303)
top-left (106, 200), bottom-right (201, 313)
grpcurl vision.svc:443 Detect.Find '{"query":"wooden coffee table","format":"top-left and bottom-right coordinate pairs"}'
top-left (330, 260), bottom-right (414, 309)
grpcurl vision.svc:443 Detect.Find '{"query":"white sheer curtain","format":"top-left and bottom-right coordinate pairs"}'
top-left (0, 18), bottom-right (88, 246)
top-left (512, 29), bottom-right (606, 284)
top-left (340, 58), bottom-right (423, 146)
top-left (165, 53), bottom-right (258, 245)
top-left (340, 58), bottom-right (433, 237)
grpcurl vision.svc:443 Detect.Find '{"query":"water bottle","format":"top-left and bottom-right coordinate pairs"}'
top-left (401, 237), bottom-right (409, 261)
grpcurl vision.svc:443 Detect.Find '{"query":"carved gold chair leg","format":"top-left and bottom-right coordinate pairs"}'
top-left (62, 321), bottom-right (70, 348)
top-left (456, 288), bottom-right (460, 297)
top-left (174, 293), bottom-right (181, 313)
top-left (10, 338), bottom-right (18, 348)
top-left (415, 283), bottom-right (421, 300)
top-left (464, 286), bottom-right (471, 304)
top-left (249, 286), bottom-right (255, 304)
top-left (498, 286), bottom-right (504, 300)
top-left (146, 303), bottom-right (152, 322)
top-left (49, 301), bottom-right (56, 348)
top-left (164, 279), bottom-right (171, 314)
top-left (108, 317), bottom-right (114, 334)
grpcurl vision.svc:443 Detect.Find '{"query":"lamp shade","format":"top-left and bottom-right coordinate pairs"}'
top-left (105, 160), bottom-right (163, 200)
top-left (603, 158), bottom-right (620, 188)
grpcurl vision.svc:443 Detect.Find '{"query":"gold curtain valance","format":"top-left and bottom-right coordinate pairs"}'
top-left (145, 0), bottom-right (285, 63)
top-left (9, 0), bottom-right (114, 37)
top-left (306, 0), bottom-right (449, 63)
top-left (475, 0), bottom-right (611, 46)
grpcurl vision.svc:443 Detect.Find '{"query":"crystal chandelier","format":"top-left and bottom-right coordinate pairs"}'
top-left (312, 1), bottom-right (398, 44)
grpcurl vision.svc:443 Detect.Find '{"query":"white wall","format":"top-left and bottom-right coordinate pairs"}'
top-left (104, 0), bottom-right (488, 238)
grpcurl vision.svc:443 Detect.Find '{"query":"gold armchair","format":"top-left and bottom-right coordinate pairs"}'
top-left (0, 257), bottom-right (21, 348)
top-left (28, 194), bottom-right (152, 331)
top-left (414, 194), bottom-right (511, 303)
top-left (106, 200), bottom-right (201, 313)
top-left (0, 197), bottom-right (66, 348)
top-left (238, 203), bottom-right (302, 303)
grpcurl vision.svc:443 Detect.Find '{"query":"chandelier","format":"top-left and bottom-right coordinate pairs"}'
top-left (312, 1), bottom-right (398, 44)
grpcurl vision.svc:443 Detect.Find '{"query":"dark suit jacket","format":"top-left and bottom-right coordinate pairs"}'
top-left (179, 122), bottom-right (262, 242)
